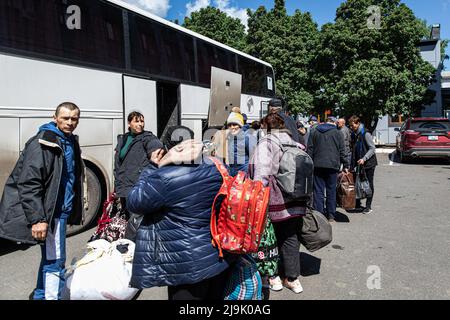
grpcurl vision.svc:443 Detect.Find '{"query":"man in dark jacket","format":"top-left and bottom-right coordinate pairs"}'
top-left (349, 116), bottom-right (378, 214)
top-left (127, 140), bottom-right (233, 300)
top-left (0, 102), bottom-right (85, 300)
top-left (114, 111), bottom-right (164, 205)
top-left (268, 98), bottom-right (301, 143)
top-left (307, 117), bottom-right (349, 222)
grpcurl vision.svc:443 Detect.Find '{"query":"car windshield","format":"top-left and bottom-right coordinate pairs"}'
top-left (410, 121), bottom-right (450, 130)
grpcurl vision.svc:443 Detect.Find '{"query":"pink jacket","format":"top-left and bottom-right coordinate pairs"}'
top-left (249, 131), bottom-right (307, 222)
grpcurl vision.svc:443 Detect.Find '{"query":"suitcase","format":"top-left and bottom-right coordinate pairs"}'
top-left (337, 171), bottom-right (356, 210)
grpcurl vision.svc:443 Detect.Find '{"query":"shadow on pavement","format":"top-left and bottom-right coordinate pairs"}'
top-left (0, 238), bottom-right (32, 256)
top-left (334, 210), bottom-right (350, 223)
top-left (389, 150), bottom-right (450, 165)
top-left (300, 252), bottom-right (321, 277)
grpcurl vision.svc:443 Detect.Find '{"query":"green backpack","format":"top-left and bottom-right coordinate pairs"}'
top-left (251, 218), bottom-right (279, 277)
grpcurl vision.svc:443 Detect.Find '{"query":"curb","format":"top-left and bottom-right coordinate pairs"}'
top-left (375, 148), bottom-right (396, 154)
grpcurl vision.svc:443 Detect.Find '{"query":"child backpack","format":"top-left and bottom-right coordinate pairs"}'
top-left (209, 157), bottom-right (270, 258)
top-left (261, 135), bottom-right (314, 202)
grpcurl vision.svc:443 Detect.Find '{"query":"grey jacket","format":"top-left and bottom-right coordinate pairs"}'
top-left (0, 130), bottom-right (84, 244)
top-left (338, 125), bottom-right (351, 156)
top-left (114, 131), bottom-right (163, 198)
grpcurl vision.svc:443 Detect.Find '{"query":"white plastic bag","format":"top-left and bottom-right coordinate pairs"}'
top-left (64, 239), bottom-right (139, 300)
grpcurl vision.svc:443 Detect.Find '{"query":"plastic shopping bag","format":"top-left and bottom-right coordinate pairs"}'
top-left (63, 239), bottom-right (138, 300)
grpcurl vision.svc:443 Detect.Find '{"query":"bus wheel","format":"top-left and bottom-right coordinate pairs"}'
top-left (67, 166), bottom-right (102, 237)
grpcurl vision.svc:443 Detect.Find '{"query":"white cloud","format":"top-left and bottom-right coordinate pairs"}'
top-left (186, 0), bottom-right (211, 17)
top-left (123, 0), bottom-right (171, 17)
top-left (216, 0), bottom-right (248, 29)
top-left (185, 0), bottom-right (248, 29)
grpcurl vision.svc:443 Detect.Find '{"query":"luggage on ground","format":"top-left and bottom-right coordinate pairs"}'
top-left (337, 171), bottom-right (356, 210)
top-left (63, 239), bottom-right (138, 300)
top-left (209, 157), bottom-right (270, 258)
top-left (300, 207), bottom-right (333, 252)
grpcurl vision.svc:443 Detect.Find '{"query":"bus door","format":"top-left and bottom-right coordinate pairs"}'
top-left (123, 75), bottom-right (158, 135)
top-left (156, 82), bottom-right (180, 139)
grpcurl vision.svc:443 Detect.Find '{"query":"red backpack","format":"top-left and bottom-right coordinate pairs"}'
top-left (209, 157), bottom-right (270, 258)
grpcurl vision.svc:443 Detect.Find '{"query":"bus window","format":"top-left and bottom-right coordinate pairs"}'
top-left (238, 56), bottom-right (271, 96)
top-left (0, 0), bottom-right (125, 69)
top-left (129, 13), bottom-right (195, 82)
top-left (197, 40), bottom-right (237, 85)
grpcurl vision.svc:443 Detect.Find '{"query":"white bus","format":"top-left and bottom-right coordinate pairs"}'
top-left (0, 0), bottom-right (276, 235)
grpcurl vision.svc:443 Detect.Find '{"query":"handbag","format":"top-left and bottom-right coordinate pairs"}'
top-left (355, 165), bottom-right (373, 200)
top-left (223, 255), bottom-right (263, 300)
top-left (89, 192), bottom-right (128, 243)
top-left (300, 207), bottom-right (332, 252)
top-left (250, 218), bottom-right (279, 277)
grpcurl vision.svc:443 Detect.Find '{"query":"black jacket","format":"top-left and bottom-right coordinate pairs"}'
top-left (114, 131), bottom-right (163, 198)
top-left (307, 123), bottom-right (349, 171)
top-left (0, 130), bottom-right (84, 244)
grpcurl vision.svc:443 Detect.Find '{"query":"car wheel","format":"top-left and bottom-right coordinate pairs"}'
top-left (399, 151), bottom-right (409, 164)
top-left (67, 166), bottom-right (102, 237)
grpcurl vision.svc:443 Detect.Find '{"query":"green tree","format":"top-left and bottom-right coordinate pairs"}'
top-left (183, 6), bottom-right (246, 51)
top-left (247, 0), bottom-right (320, 114)
top-left (314, 0), bottom-right (436, 131)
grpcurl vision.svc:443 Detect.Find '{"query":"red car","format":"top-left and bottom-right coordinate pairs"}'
top-left (395, 117), bottom-right (450, 162)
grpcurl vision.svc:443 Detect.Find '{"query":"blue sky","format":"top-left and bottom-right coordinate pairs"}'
top-left (123, 0), bottom-right (450, 68)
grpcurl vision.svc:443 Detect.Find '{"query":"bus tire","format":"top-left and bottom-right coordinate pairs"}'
top-left (67, 166), bottom-right (102, 237)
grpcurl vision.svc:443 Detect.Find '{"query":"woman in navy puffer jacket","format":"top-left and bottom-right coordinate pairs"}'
top-left (127, 140), bottom-right (233, 300)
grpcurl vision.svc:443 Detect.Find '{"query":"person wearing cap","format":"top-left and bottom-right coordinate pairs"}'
top-left (268, 98), bottom-right (301, 143)
top-left (308, 116), bottom-right (319, 129)
top-left (242, 113), bottom-right (250, 132)
top-left (225, 112), bottom-right (256, 176)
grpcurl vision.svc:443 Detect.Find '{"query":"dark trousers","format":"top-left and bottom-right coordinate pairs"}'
top-left (272, 217), bottom-right (303, 280)
top-left (356, 166), bottom-right (376, 209)
top-left (313, 168), bottom-right (338, 219)
top-left (167, 267), bottom-right (230, 300)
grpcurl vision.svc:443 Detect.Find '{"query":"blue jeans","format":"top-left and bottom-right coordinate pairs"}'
top-left (33, 215), bottom-right (68, 300)
top-left (313, 168), bottom-right (338, 219)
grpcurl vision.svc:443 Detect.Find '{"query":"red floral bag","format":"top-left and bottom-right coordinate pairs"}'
top-left (209, 157), bottom-right (270, 258)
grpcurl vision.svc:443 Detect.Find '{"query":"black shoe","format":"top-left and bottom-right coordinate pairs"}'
top-left (28, 289), bottom-right (35, 300)
top-left (363, 207), bottom-right (373, 214)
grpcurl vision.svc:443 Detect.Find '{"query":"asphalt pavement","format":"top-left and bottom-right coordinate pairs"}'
top-left (1, 152), bottom-right (449, 300)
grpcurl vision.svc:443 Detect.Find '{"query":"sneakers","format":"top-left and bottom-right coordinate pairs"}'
top-left (363, 207), bottom-right (373, 214)
top-left (328, 217), bottom-right (336, 223)
top-left (269, 276), bottom-right (283, 291)
top-left (283, 278), bottom-right (304, 294)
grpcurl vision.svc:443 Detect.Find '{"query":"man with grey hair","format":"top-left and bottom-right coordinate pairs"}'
top-left (0, 102), bottom-right (85, 300)
top-left (336, 118), bottom-right (352, 166)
